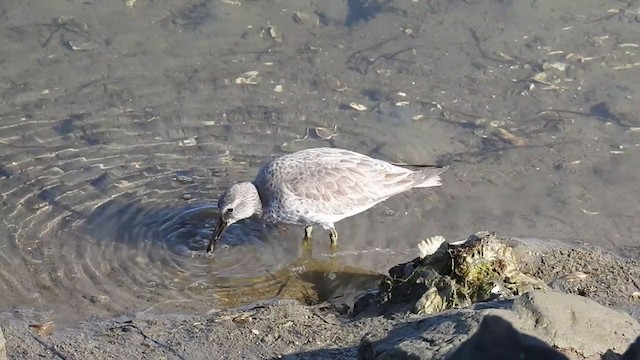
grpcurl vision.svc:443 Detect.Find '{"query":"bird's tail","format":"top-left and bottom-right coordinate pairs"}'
top-left (412, 166), bottom-right (449, 188)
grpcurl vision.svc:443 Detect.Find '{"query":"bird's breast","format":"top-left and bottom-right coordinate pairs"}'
top-left (262, 205), bottom-right (315, 226)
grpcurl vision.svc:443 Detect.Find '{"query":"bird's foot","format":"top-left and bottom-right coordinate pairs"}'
top-left (329, 228), bottom-right (338, 254)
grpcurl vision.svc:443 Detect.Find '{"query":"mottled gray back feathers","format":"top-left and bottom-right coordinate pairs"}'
top-left (253, 148), bottom-right (448, 225)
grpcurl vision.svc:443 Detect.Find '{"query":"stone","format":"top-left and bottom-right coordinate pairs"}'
top-left (506, 290), bottom-right (640, 357)
top-left (358, 290), bottom-right (640, 360)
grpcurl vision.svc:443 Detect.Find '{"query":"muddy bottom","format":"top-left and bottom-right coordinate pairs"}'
top-left (1, 0), bottom-right (639, 325)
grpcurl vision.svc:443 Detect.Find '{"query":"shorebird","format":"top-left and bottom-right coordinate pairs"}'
top-left (207, 147), bottom-right (448, 253)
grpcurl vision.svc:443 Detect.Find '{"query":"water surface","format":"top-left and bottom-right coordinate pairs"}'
top-left (0, 0), bottom-right (638, 324)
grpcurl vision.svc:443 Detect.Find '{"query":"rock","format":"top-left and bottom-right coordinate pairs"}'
top-left (358, 290), bottom-right (640, 360)
top-left (0, 326), bottom-right (6, 360)
top-left (448, 315), bottom-right (569, 360)
top-left (358, 309), bottom-right (474, 360)
top-left (89, 294), bottom-right (109, 304)
top-left (358, 310), bottom-right (565, 360)
top-left (505, 290), bottom-right (640, 357)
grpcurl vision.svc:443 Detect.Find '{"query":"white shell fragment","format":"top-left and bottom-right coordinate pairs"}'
top-left (542, 62), bottom-right (568, 72)
top-left (349, 102), bottom-right (367, 111)
top-left (177, 137), bottom-right (198, 147)
top-left (280, 126), bottom-right (339, 152)
top-left (273, 84), bottom-right (283, 93)
top-left (418, 235), bottom-right (447, 259)
top-left (333, 81), bottom-right (349, 92)
top-left (292, 11), bottom-right (319, 26)
top-left (267, 25), bottom-right (282, 43)
top-left (308, 126), bottom-right (338, 140)
top-left (293, 11), bottom-right (307, 24)
top-left (64, 41), bottom-right (96, 51)
top-left (235, 71), bottom-right (259, 85)
top-left (564, 271), bottom-right (589, 281)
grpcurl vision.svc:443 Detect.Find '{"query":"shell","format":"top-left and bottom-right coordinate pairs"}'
top-left (349, 102), bottom-right (367, 111)
top-left (418, 235), bottom-right (446, 258)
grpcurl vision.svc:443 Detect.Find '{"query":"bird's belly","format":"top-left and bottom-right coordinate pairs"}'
top-left (262, 197), bottom-right (387, 227)
top-left (262, 207), bottom-right (317, 226)
top-left (303, 199), bottom-right (388, 226)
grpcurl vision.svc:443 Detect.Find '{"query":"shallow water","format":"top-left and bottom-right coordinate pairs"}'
top-left (0, 0), bottom-right (639, 324)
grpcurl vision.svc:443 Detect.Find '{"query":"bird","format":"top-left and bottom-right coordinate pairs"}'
top-left (207, 147), bottom-right (448, 253)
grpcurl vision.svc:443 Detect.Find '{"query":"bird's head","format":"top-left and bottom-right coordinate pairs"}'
top-left (207, 182), bottom-right (262, 253)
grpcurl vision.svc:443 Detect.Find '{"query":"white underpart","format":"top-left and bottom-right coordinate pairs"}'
top-left (310, 197), bottom-right (391, 229)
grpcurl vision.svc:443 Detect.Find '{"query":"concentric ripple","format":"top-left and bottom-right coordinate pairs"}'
top-left (0, 101), bottom-right (380, 324)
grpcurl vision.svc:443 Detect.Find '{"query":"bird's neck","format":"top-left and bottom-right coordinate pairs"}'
top-left (247, 181), bottom-right (264, 217)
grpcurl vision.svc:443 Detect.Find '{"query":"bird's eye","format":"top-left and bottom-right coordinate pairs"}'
top-left (227, 208), bottom-right (234, 213)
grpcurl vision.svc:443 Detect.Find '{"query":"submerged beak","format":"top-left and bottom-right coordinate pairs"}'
top-left (207, 217), bottom-right (228, 253)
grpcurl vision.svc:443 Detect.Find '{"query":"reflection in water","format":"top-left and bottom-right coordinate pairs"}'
top-left (213, 256), bottom-right (383, 309)
top-left (84, 197), bottom-right (383, 310)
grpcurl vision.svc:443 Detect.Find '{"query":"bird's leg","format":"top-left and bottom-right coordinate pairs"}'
top-left (329, 228), bottom-right (338, 254)
top-left (300, 226), bottom-right (313, 259)
top-left (302, 226), bottom-right (313, 248)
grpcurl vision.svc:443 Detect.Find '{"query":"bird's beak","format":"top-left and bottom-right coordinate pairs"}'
top-left (207, 217), bottom-right (228, 253)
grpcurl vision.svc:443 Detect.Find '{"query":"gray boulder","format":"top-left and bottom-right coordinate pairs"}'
top-left (359, 290), bottom-right (640, 360)
top-left (502, 290), bottom-right (640, 357)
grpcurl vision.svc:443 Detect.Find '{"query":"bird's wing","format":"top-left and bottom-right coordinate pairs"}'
top-left (278, 148), bottom-right (417, 216)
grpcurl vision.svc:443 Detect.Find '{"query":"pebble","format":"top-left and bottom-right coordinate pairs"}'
top-left (173, 175), bottom-right (195, 184)
top-left (89, 295), bottom-right (109, 305)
